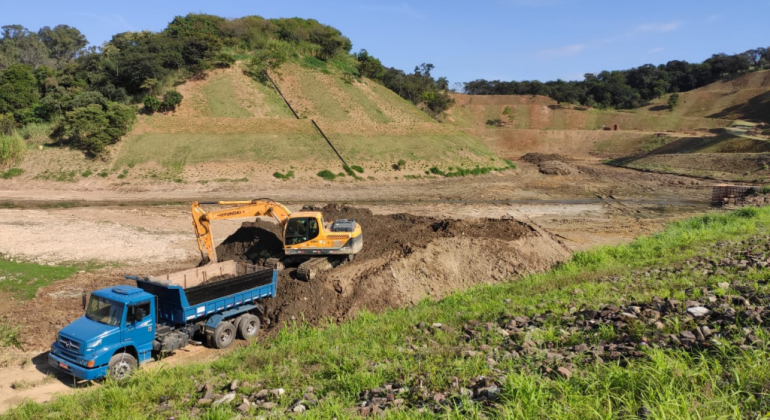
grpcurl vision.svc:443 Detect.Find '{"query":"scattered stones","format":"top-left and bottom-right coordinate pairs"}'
top-left (686, 306), bottom-right (710, 318)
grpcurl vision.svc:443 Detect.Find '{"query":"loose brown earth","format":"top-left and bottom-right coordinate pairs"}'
top-left (214, 204), bottom-right (569, 329)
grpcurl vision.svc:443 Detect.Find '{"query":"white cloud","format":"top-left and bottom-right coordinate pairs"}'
top-left (537, 44), bottom-right (586, 58)
top-left (648, 47), bottom-right (665, 54)
top-left (634, 21), bottom-right (682, 33)
top-left (359, 4), bottom-right (423, 20)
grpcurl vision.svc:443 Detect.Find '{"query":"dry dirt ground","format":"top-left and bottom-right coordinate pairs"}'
top-left (0, 160), bottom-right (714, 412)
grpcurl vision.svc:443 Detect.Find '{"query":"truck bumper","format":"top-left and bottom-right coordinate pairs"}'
top-left (48, 352), bottom-right (108, 381)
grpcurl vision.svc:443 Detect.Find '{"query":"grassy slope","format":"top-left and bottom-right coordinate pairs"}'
top-left (8, 207), bottom-right (770, 419)
top-left (108, 61), bottom-right (501, 179)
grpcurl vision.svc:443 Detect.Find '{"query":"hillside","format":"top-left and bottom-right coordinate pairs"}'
top-left (16, 62), bottom-right (507, 184)
top-left (449, 71), bottom-right (770, 180)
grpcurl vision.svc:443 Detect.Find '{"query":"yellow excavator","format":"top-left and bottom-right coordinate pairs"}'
top-left (191, 199), bottom-right (363, 281)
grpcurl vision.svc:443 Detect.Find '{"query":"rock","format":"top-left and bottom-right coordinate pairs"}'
top-left (433, 393), bottom-right (446, 402)
top-left (237, 402), bottom-right (250, 413)
top-left (197, 398), bottom-right (213, 406)
top-left (686, 306), bottom-right (710, 318)
top-left (573, 343), bottom-right (588, 353)
top-left (718, 282), bottom-right (730, 289)
top-left (476, 386), bottom-right (500, 401)
top-left (654, 321), bottom-right (665, 330)
top-left (700, 326), bottom-right (712, 338)
top-left (255, 389), bottom-right (269, 399)
top-left (685, 300), bottom-right (701, 308)
top-left (261, 402), bottom-right (277, 409)
top-left (213, 393), bottom-right (236, 406)
top-left (229, 380), bottom-right (240, 391)
top-left (431, 323), bottom-right (443, 329)
top-left (626, 306), bottom-right (642, 315)
top-left (620, 312), bottom-right (637, 320)
top-left (556, 367), bottom-right (572, 379)
top-left (293, 404), bottom-right (307, 414)
top-left (270, 388), bottom-right (285, 397)
top-left (680, 331), bottom-right (696, 341)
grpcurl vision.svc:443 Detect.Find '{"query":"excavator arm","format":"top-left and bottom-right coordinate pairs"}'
top-left (191, 200), bottom-right (292, 264)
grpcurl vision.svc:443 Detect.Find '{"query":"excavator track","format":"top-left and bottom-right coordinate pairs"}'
top-left (263, 257), bottom-right (285, 271)
top-left (296, 255), bottom-right (354, 281)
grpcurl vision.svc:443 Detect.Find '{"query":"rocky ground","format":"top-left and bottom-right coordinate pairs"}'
top-left (158, 233), bottom-right (770, 418)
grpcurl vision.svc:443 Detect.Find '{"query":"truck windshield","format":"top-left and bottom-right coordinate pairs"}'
top-left (285, 218), bottom-right (319, 245)
top-left (85, 296), bottom-right (123, 326)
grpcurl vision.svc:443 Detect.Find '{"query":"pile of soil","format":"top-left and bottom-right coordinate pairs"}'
top-left (538, 160), bottom-right (576, 176)
top-left (215, 204), bottom-right (570, 329)
top-left (520, 153), bottom-right (568, 165)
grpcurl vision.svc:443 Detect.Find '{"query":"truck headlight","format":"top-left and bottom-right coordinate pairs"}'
top-left (86, 338), bottom-right (102, 350)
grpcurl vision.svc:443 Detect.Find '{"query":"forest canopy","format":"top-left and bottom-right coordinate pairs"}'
top-left (463, 48), bottom-right (770, 109)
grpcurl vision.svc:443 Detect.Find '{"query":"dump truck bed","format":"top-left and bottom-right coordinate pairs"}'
top-left (128, 261), bottom-right (276, 325)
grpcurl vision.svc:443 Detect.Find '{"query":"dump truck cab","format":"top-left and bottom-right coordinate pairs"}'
top-left (49, 286), bottom-right (156, 381)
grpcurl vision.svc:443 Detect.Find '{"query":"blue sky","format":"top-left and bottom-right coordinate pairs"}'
top-left (2, 0), bottom-right (767, 85)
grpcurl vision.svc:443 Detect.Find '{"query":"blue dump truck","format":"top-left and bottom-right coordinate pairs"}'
top-left (49, 261), bottom-right (276, 381)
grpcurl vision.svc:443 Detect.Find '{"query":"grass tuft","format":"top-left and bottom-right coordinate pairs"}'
top-left (316, 170), bottom-right (337, 181)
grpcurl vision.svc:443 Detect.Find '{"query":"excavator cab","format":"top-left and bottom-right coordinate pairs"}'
top-left (284, 216), bottom-right (320, 245)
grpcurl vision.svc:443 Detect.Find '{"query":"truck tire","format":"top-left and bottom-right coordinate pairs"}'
top-left (238, 315), bottom-right (261, 340)
top-left (212, 322), bottom-right (236, 349)
top-left (108, 353), bottom-right (137, 380)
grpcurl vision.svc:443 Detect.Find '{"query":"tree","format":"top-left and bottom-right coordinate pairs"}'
top-left (0, 63), bottom-right (39, 113)
top-left (0, 25), bottom-right (54, 69)
top-left (53, 102), bottom-right (135, 155)
top-left (37, 25), bottom-right (87, 67)
top-left (667, 92), bottom-right (680, 110)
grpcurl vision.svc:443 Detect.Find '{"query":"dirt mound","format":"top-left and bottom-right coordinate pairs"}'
top-left (215, 205), bottom-right (570, 329)
top-left (520, 153), bottom-right (568, 165)
top-left (538, 160), bottom-right (575, 175)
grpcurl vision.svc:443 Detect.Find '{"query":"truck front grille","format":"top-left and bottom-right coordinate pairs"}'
top-left (58, 336), bottom-right (81, 354)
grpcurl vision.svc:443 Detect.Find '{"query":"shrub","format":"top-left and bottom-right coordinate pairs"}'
top-left (0, 134), bottom-right (26, 169)
top-left (53, 102), bottom-right (136, 156)
top-left (162, 90), bottom-right (183, 111)
top-left (214, 52), bottom-right (236, 68)
top-left (351, 165), bottom-right (364, 173)
top-left (0, 113), bottom-right (15, 135)
top-left (316, 170), bottom-right (336, 181)
top-left (273, 170), bottom-right (294, 180)
top-left (143, 96), bottom-right (161, 113)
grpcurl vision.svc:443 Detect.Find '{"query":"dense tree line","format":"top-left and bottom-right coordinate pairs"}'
top-left (356, 51), bottom-right (454, 116)
top-left (463, 48), bottom-right (770, 109)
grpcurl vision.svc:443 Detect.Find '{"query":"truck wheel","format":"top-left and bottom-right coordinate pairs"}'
top-left (108, 353), bottom-right (137, 380)
top-left (238, 315), bottom-right (261, 340)
top-left (212, 322), bottom-right (235, 349)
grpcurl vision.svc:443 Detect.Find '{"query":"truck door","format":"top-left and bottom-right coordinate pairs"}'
top-left (123, 300), bottom-right (154, 362)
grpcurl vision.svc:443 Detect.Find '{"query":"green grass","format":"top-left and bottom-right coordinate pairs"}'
top-left (316, 169), bottom-right (337, 181)
top-left (200, 73), bottom-right (253, 118)
top-left (115, 132), bottom-right (500, 172)
top-left (0, 322), bottom-right (22, 349)
top-left (8, 207), bottom-right (770, 419)
top-left (272, 171), bottom-right (294, 180)
top-left (0, 258), bottom-right (86, 300)
top-left (1, 168), bottom-right (24, 179)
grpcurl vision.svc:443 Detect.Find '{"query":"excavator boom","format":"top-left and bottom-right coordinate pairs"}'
top-left (191, 200), bottom-right (292, 263)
